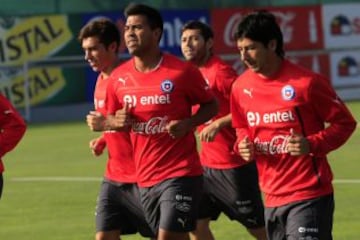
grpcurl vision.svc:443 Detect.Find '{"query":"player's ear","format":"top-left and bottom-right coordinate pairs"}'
top-left (206, 38), bottom-right (214, 51)
top-left (268, 39), bottom-right (277, 52)
top-left (108, 41), bottom-right (119, 53)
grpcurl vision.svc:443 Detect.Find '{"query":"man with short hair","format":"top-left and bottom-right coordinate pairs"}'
top-left (181, 20), bottom-right (267, 240)
top-left (80, 17), bottom-right (154, 240)
top-left (88, 3), bottom-right (219, 240)
top-left (231, 10), bottom-right (357, 239)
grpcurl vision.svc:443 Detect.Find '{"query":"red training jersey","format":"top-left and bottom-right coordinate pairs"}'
top-left (231, 59), bottom-right (357, 207)
top-left (0, 94), bottom-right (26, 173)
top-left (107, 53), bottom-right (214, 187)
top-left (195, 55), bottom-right (247, 169)
top-left (94, 72), bottom-right (136, 183)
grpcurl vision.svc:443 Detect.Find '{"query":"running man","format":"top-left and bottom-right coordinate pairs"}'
top-left (79, 17), bottom-right (154, 240)
top-left (181, 20), bottom-right (267, 240)
top-left (231, 10), bottom-right (357, 240)
top-left (89, 3), bottom-right (218, 240)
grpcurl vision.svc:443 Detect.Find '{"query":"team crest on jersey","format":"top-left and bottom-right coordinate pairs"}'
top-left (281, 85), bottom-right (295, 101)
top-left (161, 80), bottom-right (174, 93)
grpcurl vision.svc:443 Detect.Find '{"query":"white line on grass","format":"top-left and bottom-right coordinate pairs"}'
top-left (8, 177), bottom-right (360, 184)
top-left (10, 177), bottom-right (102, 182)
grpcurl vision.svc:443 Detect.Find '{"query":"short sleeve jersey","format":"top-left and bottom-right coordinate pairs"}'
top-left (107, 53), bottom-right (214, 187)
top-left (94, 73), bottom-right (136, 183)
top-left (195, 55), bottom-right (247, 169)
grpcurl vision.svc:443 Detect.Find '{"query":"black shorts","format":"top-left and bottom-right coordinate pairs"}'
top-left (265, 194), bottom-right (334, 240)
top-left (95, 179), bottom-right (154, 238)
top-left (199, 162), bottom-right (265, 229)
top-left (139, 175), bottom-right (203, 234)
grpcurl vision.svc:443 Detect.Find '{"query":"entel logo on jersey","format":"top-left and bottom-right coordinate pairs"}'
top-left (123, 94), bottom-right (171, 107)
top-left (247, 110), bottom-right (295, 127)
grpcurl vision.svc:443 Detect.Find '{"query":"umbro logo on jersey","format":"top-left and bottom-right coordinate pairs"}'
top-left (243, 88), bottom-right (253, 98)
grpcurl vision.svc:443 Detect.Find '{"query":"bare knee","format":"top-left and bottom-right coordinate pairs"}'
top-left (96, 230), bottom-right (121, 240)
top-left (247, 226), bottom-right (268, 240)
top-left (158, 228), bottom-right (190, 240)
top-left (189, 218), bottom-right (214, 240)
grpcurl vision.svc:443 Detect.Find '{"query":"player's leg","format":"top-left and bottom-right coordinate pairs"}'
top-left (95, 230), bottom-right (121, 240)
top-left (140, 176), bottom-right (203, 240)
top-left (95, 181), bottom-right (137, 240)
top-left (264, 206), bottom-right (286, 240)
top-left (189, 218), bottom-right (214, 240)
top-left (189, 171), bottom-right (220, 240)
top-left (204, 163), bottom-right (267, 240)
top-left (124, 183), bottom-right (156, 239)
top-left (286, 194), bottom-right (334, 240)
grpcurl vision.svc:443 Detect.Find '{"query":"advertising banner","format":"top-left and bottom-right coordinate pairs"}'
top-left (0, 14), bottom-right (87, 108)
top-left (329, 50), bottom-right (360, 87)
top-left (322, 3), bottom-right (360, 49)
top-left (211, 6), bottom-right (324, 54)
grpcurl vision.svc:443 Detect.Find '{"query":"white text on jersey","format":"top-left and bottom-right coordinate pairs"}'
top-left (247, 110), bottom-right (295, 127)
top-left (132, 116), bottom-right (169, 135)
top-left (123, 94), bottom-right (171, 107)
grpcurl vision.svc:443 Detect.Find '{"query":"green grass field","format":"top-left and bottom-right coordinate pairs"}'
top-left (0, 102), bottom-right (359, 239)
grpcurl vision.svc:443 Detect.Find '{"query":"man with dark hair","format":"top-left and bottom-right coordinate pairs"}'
top-left (87, 4), bottom-right (218, 240)
top-left (80, 17), bottom-right (154, 240)
top-left (231, 10), bottom-right (357, 239)
top-left (181, 20), bottom-right (267, 240)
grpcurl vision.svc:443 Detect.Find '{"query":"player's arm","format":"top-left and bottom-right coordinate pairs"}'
top-left (88, 74), bottom-right (132, 132)
top-left (198, 113), bottom-right (231, 142)
top-left (305, 75), bottom-right (357, 156)
top-left (230, 82), bottom-right (254, 161)
top-left (0, 95), bottom-right (27, 158)
top-left (89, 135), bottom-right (106, 156)
top-left (86, 106), bottom-right (131, 132)
top-left (189, 97), bottom-right (219, 129)
top-left (198, 61), bottom-right (236, 141)
top-left (166, 97), bottom-right (218, 139)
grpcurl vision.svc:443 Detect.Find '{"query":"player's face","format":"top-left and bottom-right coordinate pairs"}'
top-left (124, 15), bottom-right (157, 56)
top-left (181, 29), bottom-right (208, 64)
top-left (82, 36), bottom-right (114, 73)
top-left (236, 37), bottom-right (274, 76)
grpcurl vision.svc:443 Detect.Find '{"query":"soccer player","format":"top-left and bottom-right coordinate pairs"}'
top-left (0, 94), bottom-right (26, 199)
top-left (79, 18), bottom-right (154, 240)
top-left (231, 10), bottom-right (357, 240)
top-left (90, 3), bottom-right (218, 240)
top-left (181, 20), bottom-right (267, 240)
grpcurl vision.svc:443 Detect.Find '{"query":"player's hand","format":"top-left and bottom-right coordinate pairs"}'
top-left (86, 111), bottom-right (105, 131)
top-left (89, 137), bottom-right (106, 156)
top-left (286, 128), bottom-right (310, 156)
top-left (166, 119), bottom-right (192, 139)
top-left (112, 102), bottom-right (132, 130)
top-left (237, 136), bottom-right (254, 161)
top-left (199, 122), bottom-right (220, 142)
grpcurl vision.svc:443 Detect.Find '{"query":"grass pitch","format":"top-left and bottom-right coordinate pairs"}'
top-left (0, 102), bottom-right (359, 239)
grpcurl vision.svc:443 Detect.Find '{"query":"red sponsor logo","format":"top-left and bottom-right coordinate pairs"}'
top-left (211, 6), bottom-right (324, 54)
